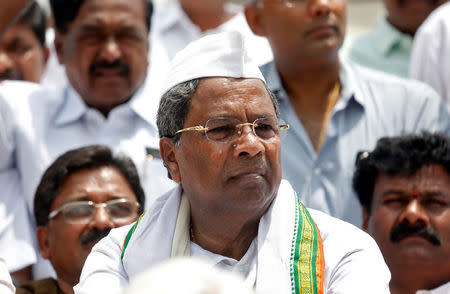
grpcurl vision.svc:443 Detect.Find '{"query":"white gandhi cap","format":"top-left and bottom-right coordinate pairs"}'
top-left (160, 30), bottom-right (266, 96)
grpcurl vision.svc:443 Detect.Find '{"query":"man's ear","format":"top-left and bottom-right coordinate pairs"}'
top-left (244, 4), bottom-right (266, 37)
top-left (53, 31), bottom-right (65, 65)
top-left (362, 207), bottom-right (370, 232)
top-left (160, 138), bottom-right (181, 183)
top-left (36, 226), bottom-right (51, 260)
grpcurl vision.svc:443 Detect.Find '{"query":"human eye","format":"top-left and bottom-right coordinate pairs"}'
top-left (64, 202), bottom-right (94, 219)
top-left (254, 118), bottom-right (277, 139)
top-left (117, 27), bottom-right (146, 43)
top-left (107, 199), bottom-right (137, 218)
top-left (78, 26), bottom-right (104, 43)
top-left (382, 195), bottom-right (408, 208)
top-left (422, 196), bottom-right (449, 212)
top-left (6, 39), bottom-right (31, 57)
top-left (205, 119), bottom-right (236, 141)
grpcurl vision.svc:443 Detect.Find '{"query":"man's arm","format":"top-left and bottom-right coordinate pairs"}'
top-left (0, 91), bottom-right (37, 279)
top-left (0, 1), bottom-right (32, 37)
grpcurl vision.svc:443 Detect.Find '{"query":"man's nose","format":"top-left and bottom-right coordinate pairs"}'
top-left (398, 200), bottom-right (429, 226)
top-left (0, 51), bottom-right (15, 73)
top-left (233, 125), bottom-right (265, 157)
top-left (89, 206), bottom-right (116, 230)
top-left (99, 37), bottom-right (122, 63)
top-left (309, 0), bottom-right (332, 17)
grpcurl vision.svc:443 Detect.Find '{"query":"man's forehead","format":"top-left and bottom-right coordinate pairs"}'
top-left (193, 77), bottom-right (272, 107)
top-left (72, 0), bottom-right (146, 26)
top-left (185, 78), bottom-right (276, 126)
top-left (0, 23), bottom-right (36, 43)
top-left (375, 165), bottom-right (450, 194)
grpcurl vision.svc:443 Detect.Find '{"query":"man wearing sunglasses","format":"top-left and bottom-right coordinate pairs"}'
top-left (16, 145), bottom-right (144, 294)
top-left (75, 31), bottom-right (390, 294)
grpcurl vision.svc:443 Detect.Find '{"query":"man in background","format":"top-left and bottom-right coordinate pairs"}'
top-left (354, 133), bottom-right (450, 294)
top-left (347, 0), bottom-right (447, 77)
top-left (409, 1), bottom-right (450, 112)
top-left (244, 0), bottom-right (449, 226)
top-left (0, 1), bottom-right (49, 83)
top-left (16, 145), bottom-right (145, 294)
top-left (0, 0), bottom-right (174, 280)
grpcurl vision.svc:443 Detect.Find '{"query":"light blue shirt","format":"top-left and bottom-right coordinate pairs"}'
top-left (0, 80), bottom-right (176, 274)
top-left (261, 60), bottom-right (450, 227)
top-left (347, 17), bottom-right (413, 78)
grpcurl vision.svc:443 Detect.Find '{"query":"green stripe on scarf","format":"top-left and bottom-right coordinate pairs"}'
top-left (121, 213), bottom-right (145, 260)
top-left (290, 192), bottom-right (324, 294)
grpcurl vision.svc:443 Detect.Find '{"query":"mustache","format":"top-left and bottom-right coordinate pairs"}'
top-left (390, 222), bottom-right (441, 246)
top-left (0, 69), bottom-right (24, 81)
top-left (89, 59), bottom-right (129, 76)
top-left (80, 228), bottom-right (111, 246)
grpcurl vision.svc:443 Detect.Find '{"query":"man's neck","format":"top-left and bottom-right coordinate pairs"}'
top-left (179, 0), bottom-right (233, 32)
top-left (277, 57), bottom-right (341, 152)
top-left (190, 209), bottom-right (260, 261)
top-left (57, 278), bottom-right (74, 294)
top-left (390, 271), bottom-right (449, 294)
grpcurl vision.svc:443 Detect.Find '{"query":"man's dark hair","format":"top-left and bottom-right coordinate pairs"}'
top-left (34, 145), bottom-right (145, 226)
top-left (49, 0), bottom-right (153, 34)
top-left (353, 133), bottom-right (450, 214)
top-left (17, 1), bottom-right (47, 47)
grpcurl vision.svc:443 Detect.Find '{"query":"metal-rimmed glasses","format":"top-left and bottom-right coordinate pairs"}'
top-left (174, 117), bottom-right (289, 144)
top-left (256, 0), bottom-right (304, 8)
top-left (48, 198), bottom-right (141, 225)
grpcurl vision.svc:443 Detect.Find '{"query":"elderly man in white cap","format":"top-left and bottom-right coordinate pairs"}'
top-left (74, 31), bottom-right (390, 294)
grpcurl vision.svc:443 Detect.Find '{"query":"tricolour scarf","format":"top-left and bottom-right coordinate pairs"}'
top-left (121, 180), bottom-right (324, 294)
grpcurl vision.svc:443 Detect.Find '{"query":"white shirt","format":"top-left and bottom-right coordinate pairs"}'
top-left (0, 258), bottom-right (14, 294)
top-left (75, 180), bottom-right (391, 294)
top-left (150, 1), bottom-right (273, 70)
top-left (416, 282), bottom-right (450, 294)
top-left (409, 2), bottom-right (450, 111)
top-left (0, 80), bottom-right (176, 274)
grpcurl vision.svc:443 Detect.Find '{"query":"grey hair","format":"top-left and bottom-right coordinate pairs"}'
top-left (157, 79), bottom-right (200, 144)
top-left (156, 78), bottom-right (280, 145)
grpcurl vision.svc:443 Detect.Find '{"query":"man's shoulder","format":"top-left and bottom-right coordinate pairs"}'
top-left (345, 60), bottom-right (439, 100)
top-left (0, 81), bottom-right (65, 113)
top-left (308, 208), bottom-right (376, 249)
top-left (16, 278), bottom-right (62, 294)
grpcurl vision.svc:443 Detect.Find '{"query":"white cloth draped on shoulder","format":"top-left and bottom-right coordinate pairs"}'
top-left (75, 180), bottom-right (391, 294)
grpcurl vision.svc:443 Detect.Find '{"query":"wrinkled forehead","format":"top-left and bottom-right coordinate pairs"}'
top-left (188, 77), bottom-right (277, 121)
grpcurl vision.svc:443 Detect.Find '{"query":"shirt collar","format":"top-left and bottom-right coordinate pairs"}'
top-left (154, 1), bottom-right (195, 34)
top-left (374, 17), bottom-right (413, 55)
top-left (54, 80), bottom-right (158, 129)
top-left (54, 85), bottom-right (88, 126)
top-left (262, 60), bottom-right (366, 109)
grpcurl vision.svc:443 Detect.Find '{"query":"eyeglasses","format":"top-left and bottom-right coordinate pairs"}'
top-left (48, 198), bottom-right (141, 225)
top-left (257, 0), bottom-right (305, 8)
top-left (174, 117), bottom-right (289, 143)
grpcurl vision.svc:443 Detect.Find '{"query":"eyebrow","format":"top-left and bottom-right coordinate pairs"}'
top-left (381, 190), bottom-right (448, 198)
top-left (79, 24), bottom-right (102, 33)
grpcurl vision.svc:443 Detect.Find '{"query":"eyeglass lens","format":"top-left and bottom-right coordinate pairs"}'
top-left (62, 199), bottom-right (139, 224)
top-left (204, 117), bottom-right (279, 143)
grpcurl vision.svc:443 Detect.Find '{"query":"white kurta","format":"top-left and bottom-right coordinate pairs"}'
top-left (409, 2), bottom-right (450, 111)
top-left (75, 180), bottom-right (391, 294)
top-left (0, 79), bottom-right (176, 276)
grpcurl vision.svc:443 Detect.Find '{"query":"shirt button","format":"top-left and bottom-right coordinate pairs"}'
top-left (313, 168), bottom-right (321, 175)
